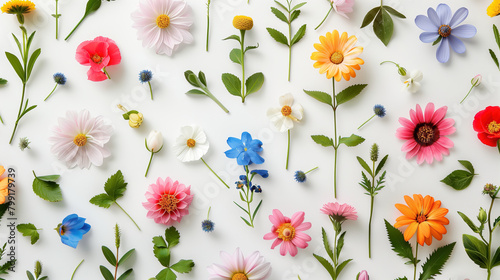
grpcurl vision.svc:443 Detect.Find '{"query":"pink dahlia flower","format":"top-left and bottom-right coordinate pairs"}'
top-left (332, 0), bottom-right (354, 18)
top-left (143, 177), bottom-right (193, 225)
top-left (75, 36), bottom-right (121, 81)
top-left (321, 202), bottom-right (358, 222)
top-left (131, 0), bottom-right (193, 56)
top-left (263, 209), bottom-right (311, 257)
top-left (50, 110), bottom-right (113, 169)
top-left (396, 103), bottom-right (455, 164)
top-left (207, 248), bottom-right (272, 280)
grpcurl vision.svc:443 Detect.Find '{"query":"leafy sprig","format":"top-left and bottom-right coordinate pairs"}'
top-left (90, 170), bottom-right (141, 230)
top-left (490, 24), bottom-right (500, 70)
top-left (234, 167), bottom-right (268, 227)
top-left (17, 223), bottom-right (41, 245)
top-left (314, 228), bottom-right (352, 280)
top-left (360, 1), bottom-right (405, 46)
top-left (441, 160), bottom-right (477, 190)
top-left (32, 171), bottom-right (62, 202)
top-left (26, 261), bottom-right (47, 280)
top-left (65, 0), bottom-right (116, 41)
top-left (266, 0), bottom-right (306, 81)
top-left (0, 243), bottom-right (15, 277)
top-left (151, 227), bottom-right (195, 280)
top-left (100, 224), bottom-right (135, 280)
top-left (184, 70), bottom-right (229, 113)
top-left (52, 0), bottom-right (61, 39)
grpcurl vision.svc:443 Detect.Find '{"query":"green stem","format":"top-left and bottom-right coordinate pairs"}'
top-left (333, 228), bottom-right (339, 269)
top-left (358, 114), bottom-right (375, 129)
top-left (70, 259), bottom-right (84, 280)
top-left (103, 67), bottom-right (111, 79)
top-left (203, 87), bottom-right (229, 113)
top-left (207, 206), bottom-right (211, 219)
top-left (115, 201), bottom-right (141, 231)
top-left (44, 84), bottom-right (58, 101)
top-left (148, 81), bottom-right (153, 100)
top-left (460, 85), bottom-right (474, 104)
top-left (240, 30), bottom-right (246, 103)
top-left (380, 61), bottom-right (400, 68)
top-left (114, 246), bottom-right (119, 280)
top-left (55, 0), bottom-right (59, 40)
top-left (206, 0), bottom-right (210, 52)
top-left (288, 5), bottom-right (292, 82)
top-left (240, 166), bottom-right (254, 227)
top-left (487, 197), bottom-right (495, 278)
top-left (332, 79), bottom-right (338, 198)
top-left (201, 157), bottom-right (230, 189)
top-left (315, 6), bottom-right (333, 30)
top-left (145, 151), bottom-right (154, 177)
top-left (286, 129), bottom-right (290, 169)
top-left (65, 16), bottom-right (85, 41)
top-left (305, 167), bottom-right (318, 174)
top-left (0, 113), bottom-right (3, 125)
top-left (368, 161), bottom-right (376, 258)
top-left (413, 241), bottom-right (418, 280)
top-left (9, 83), bottom-right (26, 144)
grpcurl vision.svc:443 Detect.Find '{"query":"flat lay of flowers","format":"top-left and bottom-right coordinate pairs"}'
top-left (1, 1), bottom-right (499, 280)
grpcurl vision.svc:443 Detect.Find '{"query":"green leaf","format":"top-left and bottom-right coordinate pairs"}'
top-left (184, 71), bottom-right (199, 87)
top-left (104, 170), bottom-right (127, 201)
top-left (118, 249), bottom-right (136, 266)
top-left (39, 276), bottom-right (48, 280)
top-left (16, 223), bottom-right (39, 244)
top-left (494, 24), bottom-right (500, 49)
top-left (153, 246), bottom-right (171, 267)
top-left (492, 246), bottom-right (500, 267)
top-left (245, 72), bottom-right (264, 96)
top-left (229, 48), bottom-right (243, 64)
top-left (170, 259), bottom-right (195, 273)
top-left (156, 268), bottom-right (177, 280)
top-left (5, 52), bottom-right (25, 83)
top-left (462, 234), bottom-right (488, 268)
top-left (271, 7), bottom-right (288, 23)
top-left (26, 271), bottom-right (35, 280)
top-left (373, 8), bottom-right (393, 46)
top-left (498, 139), bottom-right (500, 154)
top-left (102, 246), bottom-right (116, 266)
top-left (100, 265), bottom-right (114, 280)
top-left (339, 134), bottom-right (365, 147)
top-left (375, 154), bottom-right (389, 176)
top-left (385, 220), bottom-right (415, 262)
top-left (122, 110), bottom-right (139, 120)
top-left (244, 45), bottom-right (259, 53)
top-left (223, 35), bottom-right (241, 43)
top-left (36, 174), bottom-right (60, 182)
top-left (356, 157), bottom-right (373, 177)
top-left (240, 216), bottom-right (252, 227)
top-left (252, 200), bottom-right (263, 220)
top-left (32, 174), bottom-right (62, 202)
top-left (26, 48), bottom-right (41, 81)
top-left (290, 24), bottom-right (306, 46)
top-left (84, 0), bottom-right (102, 17)
top-left (440, 170), bottom-right (475, 191)
top-left (335, 84), bottom-right (367, 105)
top-left (266, 28), bottom-right (288, 46)
top-left (313, 254), bottom-right (335, 279)
top-left (117, 268), bottom-right (133, 280)
top-left (26, 31), bottom-right (36, 53)
top-left (164, 227), bottom-right (180, 248)
top-left (383, 6), bottom-right (406, 18)
top-left (303, 90), bottom-right (332, 106)
top-left (321, 228), bottom-right (333, 259)
top-left (89, 193), bottom-right (113, 208)
top-left (221, 73), bottom-right (241, 97)
top-left (153, 236), bottom-right (167, 248)
top-left (12, 33), bottom-right (22, 55)
top-left (0, 202), bottom-right (10, 221)
top-left (419, 242), bottom-right (455, 280)
top-left (290, 10), bottom-right (300, 22)
top-left (458, 160), bottom-right (474, 173)
top-left (432, 36), bottom-right (442, 46)
top-left (186, 89), bottom-right (206, 95)
top-left (291, 2), bottom-right (306, 11)
top-left (274, 0), bottom-right (288, 11)
top-left (311, 135), bottom-right (334, 147)
top-left (361, 7), bottom-right (380, 28)
top-left (336, 232), bottom-right (345, 260)
top-left (396, 278), bottom-right (408, 280)
top-left (335, 259), bottom-right (352, 277)
top-left (0, 78), bottom-right (7, 85)
top-left (198, 71), bottom-right (207, 87)
top-left (234, 201), bottom-right (249, 214)
top-left (489, 49), bottom-right (497, 68)
top-left (457, 211), bottom-right (479, 233)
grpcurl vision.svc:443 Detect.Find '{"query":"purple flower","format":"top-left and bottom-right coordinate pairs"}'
top-left (415, 3), bottom-right (476, 63)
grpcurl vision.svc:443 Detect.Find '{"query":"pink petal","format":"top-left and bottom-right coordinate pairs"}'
top-left (424, 103), bottom-right (435, 123)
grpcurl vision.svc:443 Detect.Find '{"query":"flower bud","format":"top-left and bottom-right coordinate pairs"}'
top-left (146, 130), bottom-right (163, 153)
top-left (397, 66), bottom-right (407, 77)
top-left (128, 112), bottom-right (143, 128)
top-left (356, 270), bottom-right (369, 280)
top-left (471, 74), bottom-right (482, 87)
top-left (478, 207), bottom-right (487, 224)
top-left (34, 261), bottom-right (42, 278)
top-left (370, 143), bottom-right (379, 162)
top-left (483, 183), bottom-right (497, 196)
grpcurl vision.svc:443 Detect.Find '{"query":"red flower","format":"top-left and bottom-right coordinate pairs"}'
top-left (473, 106), bottom-right (500, 147)
top-left (75, 36), bottom-right (121, 82)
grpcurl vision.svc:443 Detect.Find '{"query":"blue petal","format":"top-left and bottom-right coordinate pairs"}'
top-left (448, 35), bottom-right (466, 53)
top-left (80, 223), bottom-right (91, 234)
top-left (237, 152), bottom-right (251, 165)
top-left (227, 137), bottom-right (243, 149)
top-left (247, 150), bottom-right (264, 164)
top-left (452, 24), bottom-right (477, 38)
top-left (248, 139), bottom-right (263, 152)
top-left (251, 169), bottom-right (269, 178)
top-left (65, 217), bottom-right (85, 230)
top-left (415, 15), bottom-right (437, 32)
top-left (225, 148), bottom-right (241, 159)
top-left (61, 236), bottom-right (79, 248)
top-left (241, 132), bottom-right (252, 147)
top-left (449, 7), bottom-right (468, 28)
top-left (436, 3), bottom-right (452, 25)
top-left (61, 214), bottom-right (78, 225)
top-left (427, 7), bottom-right (440, 27)
top-left (436, 37), bottom-right (450, 63)
top-left (419, 32), bottom-right (439, 43)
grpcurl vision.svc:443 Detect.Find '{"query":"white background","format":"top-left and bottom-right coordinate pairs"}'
top-left (1, 0), bottom-right (500, 279)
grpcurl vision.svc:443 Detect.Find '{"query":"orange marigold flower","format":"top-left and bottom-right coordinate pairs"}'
top-left (311, 30), bottom-right (364, 82)
top-left (394, 194), bottom-right (449, 246)
top-left (0, 166), bottom-right (10, 204)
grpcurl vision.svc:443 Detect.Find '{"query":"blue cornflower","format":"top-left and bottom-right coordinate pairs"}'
top-left (294, 171), bottom-right (306, 182)
top-left (251, 169), bottom-right (269, 178)
top-left (358, 104), bottom-right (387, 129)
top-left (56, 214), bottom-right (91, 248)
top-left (139, 70), bottom-right (155, 100)
top-left (225, 132), bottom-right (264, 166)
top-left (201, 219), bottom-right (215, 232)
top-left (45, 73), bottom-right (67, 101)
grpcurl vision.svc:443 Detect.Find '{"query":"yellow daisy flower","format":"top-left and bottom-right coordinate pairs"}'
top-left (487, 0), bottom-right (500, 17)
top-left (233, 15), bottom-right (253, 31)
top-left (1, 0), bottom-right (35, 24)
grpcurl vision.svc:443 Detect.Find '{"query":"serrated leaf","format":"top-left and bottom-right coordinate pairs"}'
top-left (222, 73), bottom-right (241, 96)
top-left (5, 52), bottom-right (25, 83)
top-left (458, 160), bottom-right (475, 173)
top-left (32, 176), bottom-right (62, 202)
top-left (375, 155), bottom-right (389, 176)
top-left (153, 246), bottom-right (171, 267)
top-left (266, 28), bottom-right (288, 46)
top-left (339, 134), bottom-right (365, 147)
top-left (291, 2), bottom-right (306, 11)
top-left (321, 228), bottom-right (333, 259)
top-left (457, 211), bottom-right (479, 233)
top-left (164, 226), bottom-right (180, 248)
top-left (35, 174), bottom-right (60, 182)
top-left (494, 216), bottom-right (500, 229)
top-left (245, 72), bottom-right (264, 96)
top-left (418, 242), bottom-right (455, 280)
top-left (117, 268), bottom-right (133, 280)
top-left (100, 265), bottom-right (114, 280)
top-left (303, 90), bottom-right (332, 106)
top-left (102, 246), bottom-right (116, 266)
top-left (463, 234), bottom-right (488, 268)
top-left (156, 267), bottom-right (177, 280)
top-left (16, 223), bottom-right (39, 245)
top-left (90, 193), bottom-right (113, 208)
top-left (313, 254), bottom-right (335, 279)
top-left (383, 6), bottom-right (406, 18)
top-left (223, 35), bottom-right (241, 42)
top-left (104, 170), bottom-right (127, 201)
top-left (229, 48), bottom-right (243, 65)
top-left (336, 232), bottom-right (345, 259)
top-left (153, 236), bottom-right (167, 248)
top-left (26, 48), bottom-right (41, 81)
top-left (373, 8), bottom-right (393, 46)
top-left (385, 220), bottom-right (415, 262)
top-left (440, 170), bottom-right (475, 190)
top-left (118, 249), bottom-right (136, 266)
top-left (290, 10), bottom-right (300, 22)
top-left (290, 24), bottom-right (306, 46)
top-left (311, 135), bottom-right (334, 147)
top-left (361, 7), bottom-right (380, 28)
top-left (357, 156), bottom-right (373, 177)
top-left (271, 7), bottom-right (288, 23)
top-left (184, 71), bottom-right (199, 87)
top-left (170, 259), bottom-right (195, 273)
top-left (0, 78), bottom-right (7, 85)
top-left (335, 259), bottom-right (352, 277)
top-left (335, 84), bottom-right (367, 105)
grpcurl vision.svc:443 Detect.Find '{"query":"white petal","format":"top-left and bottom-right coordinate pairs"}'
top-left (279, 93), bottom-right (294, 107)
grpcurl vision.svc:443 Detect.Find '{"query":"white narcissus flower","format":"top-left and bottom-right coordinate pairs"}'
top-left (173, 125), bottom-right (209, 162)
top-left (146, 130), bottom-right (163, 152)
top-left (400, 70), bottom-right (423, 93)
top-left (266, 93), bottom-right (303, 132)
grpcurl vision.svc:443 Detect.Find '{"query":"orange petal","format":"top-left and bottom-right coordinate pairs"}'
top-left (422, 195), bottom-right (434, 215)
top-left (426, 220), bottom-right (447, 234)
top-left (403, 222), bottom-right (418, 241)
top-left (395, 204), bottom-right (416, 219)
top-left (0, 166), bottom-right (5, 176)
top-left (419, 221), bottom-right (431, 238)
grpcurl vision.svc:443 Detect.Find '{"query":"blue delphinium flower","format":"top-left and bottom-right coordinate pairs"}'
top-left (251, 169), bottom-right (269, 178)
top-left (358, 104), bottom-right (387, 129)
top-left (56, 214), bottom-right (91, 248)
top-left (415, 3), bottom-right (477, 63)
top-left (225, 132), bottom-right (264, 165)
top-left (139, 70), bottom-right (155, 100)
top-left (45, 73), bottom-right (67, 101)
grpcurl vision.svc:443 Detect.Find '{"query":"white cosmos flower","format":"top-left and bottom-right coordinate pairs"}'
top-left (173, 125), bottom-right (209, 162)
top-left (401, 70), bottom-right (423, 93)
top-left (266, 93), bottom-right (303, 132)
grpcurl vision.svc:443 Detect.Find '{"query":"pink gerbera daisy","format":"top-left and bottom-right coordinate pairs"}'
top-left (143, 177), bottom-right (193, 225)
top-left (50, 110), bottom-right (113, 169)
top-left (263, 209), bottom-right (311, 257)
top-left (207, 248), bottom-right (272, 280)
top-left (396, 103), bottom-right (455, 164)
top-left (131, 0), bottom-right (193, 56)
top-left (321, 202), bottom-right (358, 222)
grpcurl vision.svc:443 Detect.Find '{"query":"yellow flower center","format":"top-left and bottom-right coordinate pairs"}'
top-left (233, 15), bottom-right (253, 30)
top-left (156, 14), bottom-right (170, 29)
top-left (91, 54), bottom-right (102, 64)
top-left (244, 147), bottom-right (248, 151)
top-left (158, 194), bottom-right (179, 213)
top-left (416, 214), bottom-right (427, 223)
top-left (277, 223), bottom-right (295, 241)
top-left (488, 121), bottom-right (500, 133)
top-left (73, 134), bottom-right (87, 147)
top-left (330, 51), bottom-right (344, 64)
top-left (232, 273), bottom-right (248, 280)
top-left (186, 138), bottom-right (196, 148)
top-left (438, 25), bottom-right (452, 37)
top-left (281, 105), bottom-right (292, 116)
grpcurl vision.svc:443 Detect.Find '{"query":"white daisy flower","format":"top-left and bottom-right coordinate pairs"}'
top-left (266, 93), bottom-right (303, 132)
top-left (173, 125), bottom-right (209, 162)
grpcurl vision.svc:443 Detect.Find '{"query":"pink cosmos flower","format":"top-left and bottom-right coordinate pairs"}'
top-left (143, 177), bottom-right (193, 225)
top-left (131, 0), bottom-right (193, 56)
top-left (321, 202), bottom-right (358, 222)
top-left (207, 248), bottom-right (272, 280)
top-left (50, 110), bottom-right (113, 169)
top-left (263, 209), bottom-right (311, 257)
top-left (331, 0), bottom-right (354, 18)
top-left (75, 36), bottom-right (121, 81)
top-left (396, 103), bottom-right (455, 164)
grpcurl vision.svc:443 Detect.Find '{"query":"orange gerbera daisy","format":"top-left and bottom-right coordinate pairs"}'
top-left (0, 166), bottom-right (10, 204)
top-left (311, 30), bottom-right (364, 81)
top-left (394, 194), bottom-right (449, 246)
